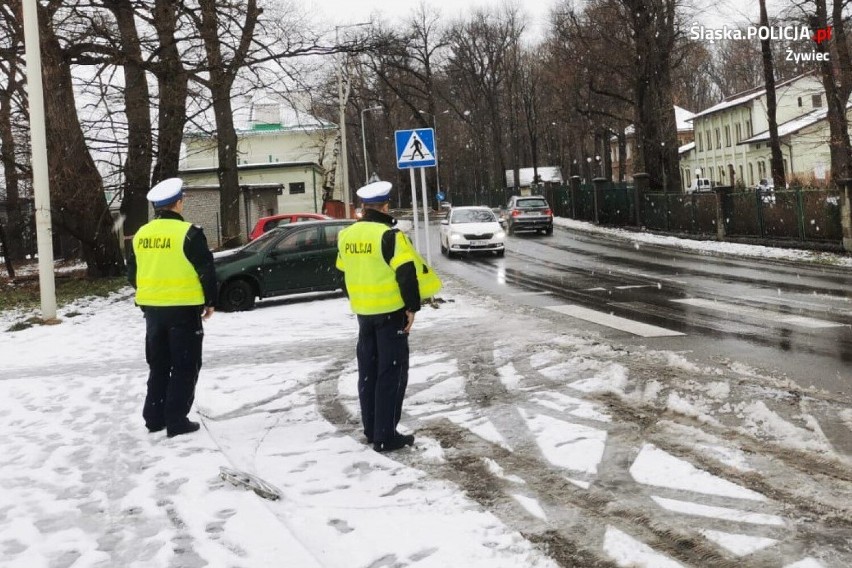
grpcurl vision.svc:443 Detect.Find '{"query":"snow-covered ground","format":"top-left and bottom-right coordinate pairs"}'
top-left (0, 224), bottom-right (850, 567)
top-left (552, 217), bottom-right (852, 268)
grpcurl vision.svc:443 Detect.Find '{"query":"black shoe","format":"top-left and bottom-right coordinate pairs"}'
top-left (147, 424), bottom-right (166, 433)
top-left (373, 433), bottom-right (415, 453)
top-left (167, 420), bottom-right (200, 438)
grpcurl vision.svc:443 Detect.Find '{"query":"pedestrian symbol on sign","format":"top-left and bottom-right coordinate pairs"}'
top-left (395, 129), bottom-right (437, 169)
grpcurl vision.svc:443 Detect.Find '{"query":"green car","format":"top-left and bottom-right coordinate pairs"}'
top-left (214, 219), bottom-right (354, 311)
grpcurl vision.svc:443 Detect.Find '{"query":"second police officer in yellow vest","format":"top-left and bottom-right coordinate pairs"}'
top-left (336, 180), bottom-right (441, 452)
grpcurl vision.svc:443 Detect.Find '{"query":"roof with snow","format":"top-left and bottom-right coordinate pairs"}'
top-left (690, 73), bottom-right (814, 121)
top-left (505, 166), bottom-right (563, 187)
top-left (739, 101), bottom-right (852, 144)
top-left (679, 141), bottom-right (696, 155)
top-left (185, 93), bottom-right (335, 138)
top-left (613, 106), bottom-right (695, 139)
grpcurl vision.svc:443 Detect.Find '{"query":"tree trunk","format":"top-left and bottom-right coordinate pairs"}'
top-left (759, 0), bottom-right (786, 188)
top-left (617, 131), bottom-right (627, 182)
top-left (107, 0), bottom-right (153, 242)
top-left (152, 0), bottom-right (189, 184)
top-left (0, 70), bottom-right (26, 261)
top-left (210, 86), bottom-right (242, 248)
top-left (0, 0), bottom-right (26, 261)
top-left (625, 0), bottom-right (681, 192)
top-left (0, 218), bottom-right (15, 278)
top-left (38, 4), bottom-right (124, 276)
top-left (197, 0), bottom-right (260, 249)
top-left (812, 0), bottom-right (852, 182)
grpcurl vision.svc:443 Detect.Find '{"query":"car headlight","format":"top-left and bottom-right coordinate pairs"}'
top-left (450, 233), bottom-right (463, 242)
top-left (495, 230), bottom-right (505, 239)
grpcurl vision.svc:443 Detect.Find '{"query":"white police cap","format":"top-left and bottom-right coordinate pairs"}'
top-left (146, 178), bottom-right (184, 207)
top-left (356, 180), bottom-right (392, 203)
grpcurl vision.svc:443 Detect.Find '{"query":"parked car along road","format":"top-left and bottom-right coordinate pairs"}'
top-left (215, 219), bottom-right (354, 311)
top-left (504, 196), bottom-right (553, 235)
top-left (757, 178), bottom-right (775, 191)
top-left (439, 206), bottom-right (506, 258)
top-left (687, 177), bottom-right (715, 193)
top-left (248, 212), bottom-right (332, 241)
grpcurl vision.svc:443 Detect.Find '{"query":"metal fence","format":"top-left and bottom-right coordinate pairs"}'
top-left (542, 182), bottom-right (847, 249)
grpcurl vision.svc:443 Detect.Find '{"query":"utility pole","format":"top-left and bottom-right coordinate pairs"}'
top-left (22, 0), bottom-right (56, 320)
top-left (336, 22), bottom-right (371, 218)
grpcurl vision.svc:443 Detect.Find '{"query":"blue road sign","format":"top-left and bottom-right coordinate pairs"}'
top-left (395, 128), bottom-right (437, 169)
top-left (436, 192), bottom-right (445, 201)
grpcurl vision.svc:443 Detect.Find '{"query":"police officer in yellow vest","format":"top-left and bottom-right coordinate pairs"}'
top-left (336, 181), bottom-right (441, 452)
top-left (127, 178), bottom-right (217, 438)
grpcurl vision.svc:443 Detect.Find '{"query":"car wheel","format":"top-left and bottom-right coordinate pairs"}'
top-left (545, 227), bottom-right (553, 236)
top-left (441, 240), bottom-right (448, 255)
top-left (219, 279), bottom-right (255, 312)
top-left (496, 249), bottom-right (505, 257)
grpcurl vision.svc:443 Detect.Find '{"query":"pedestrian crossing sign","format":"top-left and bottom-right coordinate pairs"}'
top-left (395, 128), bottom-right (437, 169)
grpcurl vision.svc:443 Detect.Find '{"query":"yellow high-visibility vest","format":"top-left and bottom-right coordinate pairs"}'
top-left (336, 222), bottom-right (441, 315)
top-left (133, 218), bottom-right (205, 306)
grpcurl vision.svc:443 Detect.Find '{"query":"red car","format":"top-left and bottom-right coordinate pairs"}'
top-left (249, 213), bottom-right (332, 241)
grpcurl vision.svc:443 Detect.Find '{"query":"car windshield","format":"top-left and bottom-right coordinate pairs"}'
top-left (515, 198), bottom-right (548, 209)
top-left (242, 228), bottom-right (283, 252)
top-left (451, 209), bottom-right (497, 224)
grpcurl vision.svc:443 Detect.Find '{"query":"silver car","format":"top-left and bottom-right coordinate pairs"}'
top-left (439, 206), bottom-right (506, 258)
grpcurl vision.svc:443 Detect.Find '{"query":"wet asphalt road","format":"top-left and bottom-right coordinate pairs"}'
top-left (428, 223), bottom-right (852, 397)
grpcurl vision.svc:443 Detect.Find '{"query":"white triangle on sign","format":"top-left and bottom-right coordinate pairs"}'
top-left (398, 132), bottom-right (434, 164)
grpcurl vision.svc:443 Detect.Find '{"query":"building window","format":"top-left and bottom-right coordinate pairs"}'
top-left (698, 132), bottom-right (703, 152)
top-left (748, 163), bottom-right (754, 185)
top-left (812, 94), bottom-right (822, 108)
top-left (725, 125), bottom-right (731, 147)
top-left (705, 130), bottom-right (711, 151)
top-left (798, 97), bottom-right (803, 107)
top-left (715, 128), bottom-right (721, 149)
top-left (289, 182), bottom-right (306, 195)
top-left (746, 120), bottom-right (752, 138)
top-left (739, 165), bottom-right (743, 183)
top-left (735, 123), bottom-right (742, 143)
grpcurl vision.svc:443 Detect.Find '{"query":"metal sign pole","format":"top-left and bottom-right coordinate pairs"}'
top-left (419, 167), bottom-right (432, 264)
top-left (409, 168), bottom-right (420, 252)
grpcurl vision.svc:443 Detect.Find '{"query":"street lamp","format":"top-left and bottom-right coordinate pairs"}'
top-left (595, 155), bottom-right (602, 178)
top-left (360, 105), bottom-right (382, 185)
top-left (336, 22), bottom-right (371, 218)
top-left (586, 157), bottom-right (592, 183)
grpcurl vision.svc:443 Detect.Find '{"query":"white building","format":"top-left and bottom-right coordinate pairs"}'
top-left (680, 73), bottom-right (839, 189)
top-left (181, 96), bottom-right (337, 214)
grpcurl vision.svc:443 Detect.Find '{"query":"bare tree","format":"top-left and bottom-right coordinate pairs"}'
top-left (0, 0), bottom-right (28, 262)
top-left (36, 1), bottom-right (124, 276)
top-left (99, 0), bottom-right (152, 240)
top-left (619, 0), bottom-right (682, 192)
top-left (760, 0), bottom-right (787, 188)
top-left (189, 0), bottom-right (261, 248)
top-left (445, 6), bottom-right (525, 196)
top-left (807, 0), bottom-right (852, 182)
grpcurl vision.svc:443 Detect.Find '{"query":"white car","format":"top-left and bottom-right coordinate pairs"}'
top-left (439, 206), bottom-right (506, 258)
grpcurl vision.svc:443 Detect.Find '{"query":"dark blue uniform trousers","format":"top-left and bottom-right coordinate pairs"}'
top-left (356, 309), bottom-right (409, 444)
top-left (142, 306), bottom-right (204, 430)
